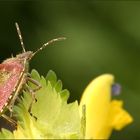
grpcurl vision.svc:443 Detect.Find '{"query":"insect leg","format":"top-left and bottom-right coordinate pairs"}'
top-left (24, 78), bottom-right (41, 113)
top-left (2, 114), bottom-right (17, 127)
top-left (8, 96), bottom-right (22, 117)
top-left (26, 76), bottom-right (42, 111)
top-left (26, 76), bottom-right (42, 92)
top-left (24, 84), bottom-right (35, 112)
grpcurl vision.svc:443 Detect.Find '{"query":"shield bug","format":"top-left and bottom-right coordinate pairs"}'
top-left (0, 23), bottom-right (66, 124)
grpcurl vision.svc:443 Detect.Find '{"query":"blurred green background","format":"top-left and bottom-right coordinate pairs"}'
top-left (0, 1), bottom-right (139, 139)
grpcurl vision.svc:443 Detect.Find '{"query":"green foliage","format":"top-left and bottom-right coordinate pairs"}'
top-left (0, 70), bottom-right (83, 139)
top-left (0, 129), bottom-right (14, 139)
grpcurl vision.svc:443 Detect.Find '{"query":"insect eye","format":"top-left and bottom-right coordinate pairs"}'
top-left (111, 83), bottom-right (121, 96)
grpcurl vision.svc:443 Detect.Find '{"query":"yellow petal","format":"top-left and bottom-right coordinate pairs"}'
top-left (109, 100), bottom-right (133, 130)
top-left (79, 74), bottom-right (133, 139)
top-left (79, 74), bottom-right (114, 139)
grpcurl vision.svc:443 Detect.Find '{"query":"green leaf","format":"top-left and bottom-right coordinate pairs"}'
top-left (55, 80), bottom-right (63, 92)
top-left (60, 89), bottom-right (70, 101)
top-left (0, 129), bottom-right (14, 139)
top-left (46, 70), bottom-right (57, 86)
top-left (31, 69), bottom-right (40, 81)
top-left (0, 70), bottom-right (84, 139)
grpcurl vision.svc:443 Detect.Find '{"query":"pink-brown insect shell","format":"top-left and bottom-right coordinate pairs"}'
top-left (0, 51), bottom-right (33, 114)
top-left (3, 51), bottom-right (33, 64)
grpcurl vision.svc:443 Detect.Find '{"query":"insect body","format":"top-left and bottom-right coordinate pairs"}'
top-left (0, 23), bottom-right (66, 124)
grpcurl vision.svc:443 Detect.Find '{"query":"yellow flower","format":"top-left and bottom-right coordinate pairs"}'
top-left (79, 74), bottom-right (133, 139)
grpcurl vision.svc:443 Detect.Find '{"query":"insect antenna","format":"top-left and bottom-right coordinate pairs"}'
top-left (32, 37), bottom-right (66, 57)
top-left (15, 22), bottom-right (26, 52)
